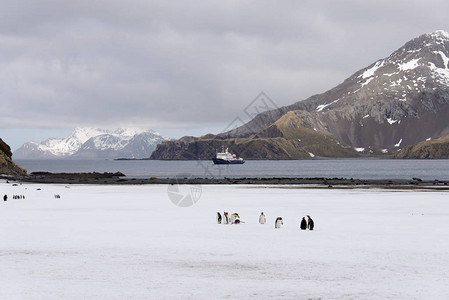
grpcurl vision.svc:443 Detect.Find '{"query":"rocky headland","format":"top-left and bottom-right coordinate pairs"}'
top-left (0, 138), bottom-right (27, 176)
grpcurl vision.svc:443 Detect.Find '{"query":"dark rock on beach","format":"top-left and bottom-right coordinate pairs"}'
top-left (13, 173), bottom-right (449, 190)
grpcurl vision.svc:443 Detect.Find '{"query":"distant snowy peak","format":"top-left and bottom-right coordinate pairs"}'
top-left (69, 127), bottom-right (154, 141)
top-left (358, 30), bottom-right (449, 87)
top-left (112, 127), bottom-right (157, 137)
top-left (285, 30), bottom-right (449, 150)
top-left (14, 127), bottom-right (167, 159)
top-left (313, 30), bottom-right (449, 116)
top-left (428, 30), bottom-right (449, 43)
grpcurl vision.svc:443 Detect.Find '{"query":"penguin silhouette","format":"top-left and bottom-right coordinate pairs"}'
top-left (3, 194), bottom-right (7, 202)
top-left (259, 212), bottom-right (266, 224)
top-left (216, 212), bottom-right (222, 224)
top-left (275, 217), bottom-right (283, 228)
top-left (307, 215), bottom-right (314, 230)
top-left (300, 217), bottom-right (307, 230)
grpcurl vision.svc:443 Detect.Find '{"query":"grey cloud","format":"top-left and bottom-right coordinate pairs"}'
top-left (1, 0), bottom-right (448, 132)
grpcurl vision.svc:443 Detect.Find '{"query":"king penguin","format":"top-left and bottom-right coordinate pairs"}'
top-left (223, 212), bottom-right (229, 224)
top-left (300, 217), bottom-right (307, 230)
top-left (216, 212), bottom-right (222, 224)
top-left (230, 213), bottom-right (240, 224)
top-left (307, 215), bottom-right (314, 230)
top-left (275, 217), bottom-right (283, 228)
top-left (259, 212), bottom-right (266, 224)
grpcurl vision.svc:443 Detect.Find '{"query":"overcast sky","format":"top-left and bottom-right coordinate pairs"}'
top-left (1, 0), bottom-right (448, 151)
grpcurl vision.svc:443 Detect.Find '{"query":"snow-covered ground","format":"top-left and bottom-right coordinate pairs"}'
top-left (1, 181), bottom-right (448, 299)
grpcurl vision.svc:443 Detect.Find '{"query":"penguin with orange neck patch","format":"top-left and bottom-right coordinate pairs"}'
top-left (259, 212), bottom-right (266, 224)
top-left (230, 213), bottom-right (240, 224)
top-left (223, 212), bottom-right (230, 224)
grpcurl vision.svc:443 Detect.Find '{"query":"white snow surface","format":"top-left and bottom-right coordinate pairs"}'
top-left (1, 181), bottom-right (448, 299)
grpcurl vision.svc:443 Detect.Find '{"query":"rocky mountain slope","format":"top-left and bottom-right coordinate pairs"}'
top-left (151, 30), bottom-right (449, 160)
top-left (395, 135), bottom-right (449, 158)
top-left (0, 138), bottom-right (27, 175)
top-left (14, 127), bottom-right (167, 159)
top-left (152, 111), bottom-right (359, 160)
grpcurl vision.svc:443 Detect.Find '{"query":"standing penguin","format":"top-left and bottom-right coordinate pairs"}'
top-left (259, 212), bottom-right (266, 224)
top-left (216, 212), bottom-right (222, 224)
top-left (300, 217), bottom-right (307, 230)
top-left (307, 215), bottom-right (314, 230)
top-left (223, 212), bottom-right (229, 224)
top-left (3, 194), bottom-right (7, 202)
top-left (275, 217), bottom-right (283, 228)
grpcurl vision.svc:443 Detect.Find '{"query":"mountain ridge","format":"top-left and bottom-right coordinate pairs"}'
top-left (14, 127), bottom-right (167, 159)
top-left (151, 30), bottom-right (449, 160)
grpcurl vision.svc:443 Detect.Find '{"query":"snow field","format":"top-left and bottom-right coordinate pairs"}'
top-left (1, 181), bottom-right (448, 299)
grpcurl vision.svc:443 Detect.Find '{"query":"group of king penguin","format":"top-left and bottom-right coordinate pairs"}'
top-left (217, 212), bottom-right (242, 224)
top-left (217, 211), bottom-right (314, 230)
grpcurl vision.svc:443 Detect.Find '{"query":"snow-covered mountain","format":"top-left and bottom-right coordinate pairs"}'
top-left (223, 30), bottom-right (449, 149)
top-left (151, 30), bottom-right (449, 159)
top-left (14, 127), bottom-right (168, 159)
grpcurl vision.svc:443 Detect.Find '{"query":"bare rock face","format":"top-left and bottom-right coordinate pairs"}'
top-left (297, 30), bottom-right (449, 150)
top-left (151, 30), bottom-right (449, 160)
top-left (0, 138), bottom-right (27, 176)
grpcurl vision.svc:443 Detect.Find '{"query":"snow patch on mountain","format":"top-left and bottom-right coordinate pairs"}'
top-left (361, 60), bottom-right (384, 79)
top-left (316, 99), bottom-right (340, 112)
top-left (387, 118), bottom-right (398, 125)
top-left (398, 58), bottom-right (421, 71)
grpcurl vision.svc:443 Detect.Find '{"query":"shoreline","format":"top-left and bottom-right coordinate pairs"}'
top-left (3, 173), bottom-right (449, 190)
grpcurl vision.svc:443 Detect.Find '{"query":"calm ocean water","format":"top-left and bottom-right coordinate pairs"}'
top-left (15, 159), bottom-right (449, 180)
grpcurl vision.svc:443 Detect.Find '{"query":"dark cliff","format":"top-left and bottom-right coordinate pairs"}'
top-left (0, 138), bottom-right (27, 176)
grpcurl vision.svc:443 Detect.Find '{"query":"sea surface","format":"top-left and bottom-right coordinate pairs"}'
top-left (15, 159), bottom-right (449, 180)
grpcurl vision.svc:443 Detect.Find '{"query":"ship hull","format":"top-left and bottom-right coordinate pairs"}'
top-left (212, 158), bottom-right (245, 165)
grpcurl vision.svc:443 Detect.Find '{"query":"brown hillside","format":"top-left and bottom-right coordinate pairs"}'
top-left (395, 135), bottom-right (449, 158)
